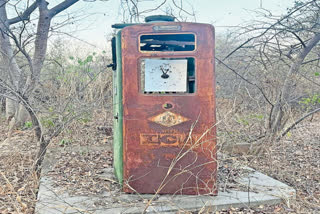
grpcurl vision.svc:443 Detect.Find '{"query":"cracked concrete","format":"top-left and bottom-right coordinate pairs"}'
top-left (35, 147), bottom-right (295, 213)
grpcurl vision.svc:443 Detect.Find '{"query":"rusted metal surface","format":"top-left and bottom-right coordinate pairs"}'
top-left (121, 22), bottom-right (217, 195)
top-left (148, 111), bottom-right (190, 127)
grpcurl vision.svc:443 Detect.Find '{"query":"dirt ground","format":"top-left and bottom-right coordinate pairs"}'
top-left (248, 114), bottom-right (320, 214)
top-left (0, 116), bottom-right (38, 214)
top-left (0, 111), bottom-right (319, 213)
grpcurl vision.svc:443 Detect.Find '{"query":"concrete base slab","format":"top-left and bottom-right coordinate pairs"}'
top-left (35, 166), bottom-right (295, 213)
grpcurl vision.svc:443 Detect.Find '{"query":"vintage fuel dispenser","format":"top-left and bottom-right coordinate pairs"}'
top-left (111, 15), bottom-right (217, 195)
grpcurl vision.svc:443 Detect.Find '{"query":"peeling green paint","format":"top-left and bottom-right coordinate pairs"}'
top-left (113, 30), bottom-right (123, 184)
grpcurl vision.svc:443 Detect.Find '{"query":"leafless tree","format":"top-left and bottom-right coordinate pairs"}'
top-left (219, 0), bottom-right (320, 140)
top-left (0, 0), bottom-right (86, 171)
top-left (119, 0), bottom-right (196, 23)
top-left (0, 0), bottom-right (196, 173)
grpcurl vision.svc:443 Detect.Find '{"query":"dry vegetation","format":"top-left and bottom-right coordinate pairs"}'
top-left (249, 123), bottom-right (320, 213)
top-left (0, 43), bottom-right (115, 213)
top-left (215, 98), bottom-right (320, 214)
top-left (0, 1), bottom-right (319, 213)
top-left (0, 116), bottom-right (38, 213)
top-left (1, 98), bottom-right (319, 213)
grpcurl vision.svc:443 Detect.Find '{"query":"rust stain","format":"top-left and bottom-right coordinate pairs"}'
top-left (140, 133), bottom-right (181, 146)
top-left (140, 133), bottom-right (211, 148)
top-left (163, 153), bottom-right (177, 160)
top-left (148, 111), bottom-right (190, 127)
top-left (121, 22), bottom-right (217, 195)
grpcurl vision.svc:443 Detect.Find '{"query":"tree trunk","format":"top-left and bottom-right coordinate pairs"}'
top-left (5, 98), bottom-right (16, 123)
top-left (1, 0), bottom-right (80, 172)
top-left (15, 104), bottom-right (29, 126)
top-left (269, 32), bottom-right (320, 137)
top-left (0, 1), bottom-right (27, 127)
top-left (0, 97), bottom-right (5, 114)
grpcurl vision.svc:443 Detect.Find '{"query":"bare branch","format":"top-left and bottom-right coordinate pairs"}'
top-left (270, 32), bottom-right (320, 133)
top-left (278, 107), bottom-right (320, 140)
top-left (288, 30), bottom-right (306, 48)
top-left (216, 57), bottom-right (274, 107)
top-left (139, 0), bottom-right (167, 15)
top-left (223, 0), bottom-right (315, 60)
top-left (302, 57), bottom-right (320, 65)
top-left (172, 0), bottom-right (195, 17)
top-left (7, 2), bottom-right (38, 25)
top-left (5, 26), bottom-right (34, 79)
top-left (48, 0), bottom-right (79, 18)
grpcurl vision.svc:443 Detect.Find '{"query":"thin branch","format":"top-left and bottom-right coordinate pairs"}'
top-left (172, 0), bottom-right (195, 17)
top-left (5, 26), bottom-right (34, 79)
top-left (139, 0), bottom-right (167, 14)
top-left (302, 57), bottom-right (320, 65)
top-left (129, 0), bottom-right (139, 22)
top-left (278, 107), bottom-right (320, 140)
top-left (0, 79), bottom-right (41, 131)
top-left (48, 0), bottom-right (79, 18)
top-left (216, 57), bottom-right (274, 107)
top-left (222, 0), bottom-right (315, 61)
top-left (297, 71), bottom-right (320, 87)
top-left (7, 1), bottom-right (38, 25)
top-left (288, 30), bottom-right (306, 48)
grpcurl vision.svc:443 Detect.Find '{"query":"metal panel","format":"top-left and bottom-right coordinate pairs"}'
top-left (113, 31), bottom-right (123, 184)
top-left (144, 59), bottom-right (187, 92)
top-left (121, 22), bottom-right (217, 195)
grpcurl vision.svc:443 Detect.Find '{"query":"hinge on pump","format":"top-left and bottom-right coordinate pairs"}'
top-left (107, 63), bottom-right (116, 70)
top-left (114, 113), bottom-right (119, 120)
top-left (110, 37), bottom-right (117, 71)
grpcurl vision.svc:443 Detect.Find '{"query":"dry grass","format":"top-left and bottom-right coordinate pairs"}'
top-left (0, 105), bottom-right (319, 213)
top-left (215, 97), bottom-right (320, 214)
top-left (0, 116), bottom-right (39, 214)
top-left (247, 114), bottom-right (320, 213)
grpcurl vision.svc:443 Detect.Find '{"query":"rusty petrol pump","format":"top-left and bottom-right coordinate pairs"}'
top-left (111, 15), bottom-right (217, 195)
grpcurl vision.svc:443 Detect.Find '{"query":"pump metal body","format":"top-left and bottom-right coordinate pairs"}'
top-left (112, 17), bottom-right (217, 195)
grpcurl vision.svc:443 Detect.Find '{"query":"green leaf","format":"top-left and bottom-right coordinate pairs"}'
top-left (24, 121), bottom-right (33, 129)
top-left (85, 55), bottom-right (93, 63)
top-left (287, 132), bottom-right (292, 137)
top-left (59, 139), bottom-right (71, 146)
top-left (315, 72), bottom-right (319, 76)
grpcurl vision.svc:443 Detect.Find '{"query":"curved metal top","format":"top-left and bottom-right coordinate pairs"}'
top-left (145, 15), bottom-right (175, 23)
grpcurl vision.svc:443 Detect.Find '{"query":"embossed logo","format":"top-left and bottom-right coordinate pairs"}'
top-left (148, 111), bottom-right (189, 127)
top-left (140, 133), bottom-right (207, 147)
top-left (140, 134), bottom-right (182, 146)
